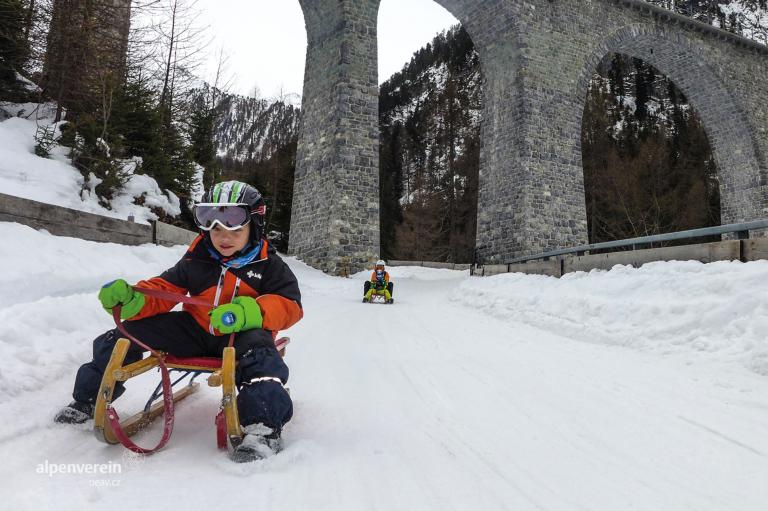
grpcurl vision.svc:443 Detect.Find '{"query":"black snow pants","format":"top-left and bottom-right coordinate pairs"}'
top-left (71, 311), bottom-right (292, 431)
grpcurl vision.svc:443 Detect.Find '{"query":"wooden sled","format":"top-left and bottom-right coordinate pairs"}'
top-left (94, 336), bottom-right (290, 451)
top-left (368, 294), bottom-right (389, 304)
top-left (363, 281), bottom-right (394, 304)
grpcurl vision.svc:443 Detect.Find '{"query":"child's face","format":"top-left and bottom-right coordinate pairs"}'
top-left (210, 224), bottom-right (250, 257)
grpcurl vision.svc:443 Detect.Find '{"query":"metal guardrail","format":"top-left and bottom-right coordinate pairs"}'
top-left (505, 219), bottom-right (768, 265)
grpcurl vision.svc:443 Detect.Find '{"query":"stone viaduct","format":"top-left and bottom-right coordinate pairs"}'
top-left (289, 0), bottom-right (768, 273)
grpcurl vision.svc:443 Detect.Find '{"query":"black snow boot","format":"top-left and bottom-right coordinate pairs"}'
top-left (231, 424), bottom-right (282, 463)
top-left (54, 401), bottom-right (94, 424)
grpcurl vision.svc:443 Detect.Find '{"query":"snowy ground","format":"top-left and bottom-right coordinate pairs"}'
top-left (0, 222), bottom-right (767, 510)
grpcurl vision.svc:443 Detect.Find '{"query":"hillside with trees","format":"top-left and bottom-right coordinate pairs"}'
top-left (0, 0), bottom-right (300, 239)
top-left (379, 25), bottom-right (481, 263)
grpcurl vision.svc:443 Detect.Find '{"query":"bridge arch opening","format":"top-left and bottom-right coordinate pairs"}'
top-left (576, 26), bottom-right (765, 241)
top-left (581, 52), bottom-right (722, 244)
top-left (377, 0), bottom-right (482, 263)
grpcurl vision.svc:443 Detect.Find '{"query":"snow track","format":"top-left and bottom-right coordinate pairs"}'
top-left (1, 223), bottom-right (767, 510)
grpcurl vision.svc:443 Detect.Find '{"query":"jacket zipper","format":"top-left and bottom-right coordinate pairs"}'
top-left (209, 266), bottom-right (229, 334)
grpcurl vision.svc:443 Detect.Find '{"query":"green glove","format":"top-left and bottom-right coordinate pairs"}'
top-left (209, 296), bottom-right (263, 334)
top-left (98, 279), bottom-right (145, 320)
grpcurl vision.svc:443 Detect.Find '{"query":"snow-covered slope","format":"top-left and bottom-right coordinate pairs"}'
top-left (0, 222), bottom-right (766, 510)
top-left (0, 103), bottom-right (182, 224)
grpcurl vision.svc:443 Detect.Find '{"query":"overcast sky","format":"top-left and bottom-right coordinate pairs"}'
top-left (197, 0), bottom-right (458, 99)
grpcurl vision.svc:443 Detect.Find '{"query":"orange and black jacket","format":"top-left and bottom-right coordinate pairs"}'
top-left (370, 270), bottom-right (390, 284)
top-left (130, 236), bottom-right (303, 336)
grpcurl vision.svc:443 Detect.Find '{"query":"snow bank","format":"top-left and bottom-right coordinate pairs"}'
top-left (0, 106), bottom-right (182, 224)
top-left (0, 117), bottom-right (87, 209)
top-left (386, 265), bottom-right (468, 281)
top-left (453, 260), bottom-right (768, 375)
top-left (286, 256), bottom-right (360, 296)
top-left (0, 223), bottom-right (185, 403)
top-left (107, 170), bottom-right (182, 224)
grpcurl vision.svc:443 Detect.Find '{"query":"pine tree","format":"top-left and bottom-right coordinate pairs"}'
top-left (41, 0), bottom-right (131, 122)
top-left (0, 0), bottom-right (30, 100)
top-left (188, 89), bottom-right (220, 187)
top-left (110, 75), bottom-right (162, 161)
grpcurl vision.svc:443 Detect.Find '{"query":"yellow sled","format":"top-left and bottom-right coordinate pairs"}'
top-left (362, 281), bottom-right (394, 304)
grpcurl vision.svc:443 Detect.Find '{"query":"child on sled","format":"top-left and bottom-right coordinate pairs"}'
top-left (363, 260), bottom-right (394, 304)
top-left (54, 180), bottom-right (303, 463)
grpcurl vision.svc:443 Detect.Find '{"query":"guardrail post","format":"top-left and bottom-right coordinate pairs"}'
top-left (151, 220), bottom-right (158, 244)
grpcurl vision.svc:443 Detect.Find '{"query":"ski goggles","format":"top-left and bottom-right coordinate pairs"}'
top-left (193, 203), bottom-right (252, 231)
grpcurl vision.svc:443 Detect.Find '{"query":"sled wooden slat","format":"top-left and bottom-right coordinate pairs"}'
top-left (94, 338), bottom-right (131, 444)
top-left (221, 346), bottom-right (243, 447)
top-left (113, 356), bottom-right (159, 381)
top-left (115, 383), bottom-right (199, 440)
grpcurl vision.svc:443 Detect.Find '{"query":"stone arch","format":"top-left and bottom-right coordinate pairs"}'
top-left (292, 0), bottom-right (526, 273)
top-left (573, 24), bottom-right (766, 224)
top-left (292, 0), bottom-right (768, 273)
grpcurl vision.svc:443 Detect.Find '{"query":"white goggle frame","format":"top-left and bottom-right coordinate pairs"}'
top-left (194, 203), bottom-right (252, 231)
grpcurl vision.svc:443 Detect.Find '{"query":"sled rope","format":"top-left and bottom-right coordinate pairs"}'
top-left (131, 286), bottom-right (212, 307)
top-left (132, 286), bottom-right (236, 347)
top-left (107, 288), bottom-right (234, 454)
top-left (108, 306), bottom-right (174, 454)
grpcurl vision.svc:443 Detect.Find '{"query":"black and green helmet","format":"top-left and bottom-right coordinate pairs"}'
top-left (197, 181), bottom-right (266, 242)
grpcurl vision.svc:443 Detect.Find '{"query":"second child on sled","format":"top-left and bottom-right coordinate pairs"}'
top-left (363, 260), bottom-right (394, 304)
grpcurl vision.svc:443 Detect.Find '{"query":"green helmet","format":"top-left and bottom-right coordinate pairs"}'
top-left (198, 181), bottom-right (266, 243)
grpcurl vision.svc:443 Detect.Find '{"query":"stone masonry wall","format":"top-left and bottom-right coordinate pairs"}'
top-left (293, 0), bottom-right (768, 270)
top-left (291, 0), bottom-right (382, 274)
top-left (475, 0), bottom-right (768, 262)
